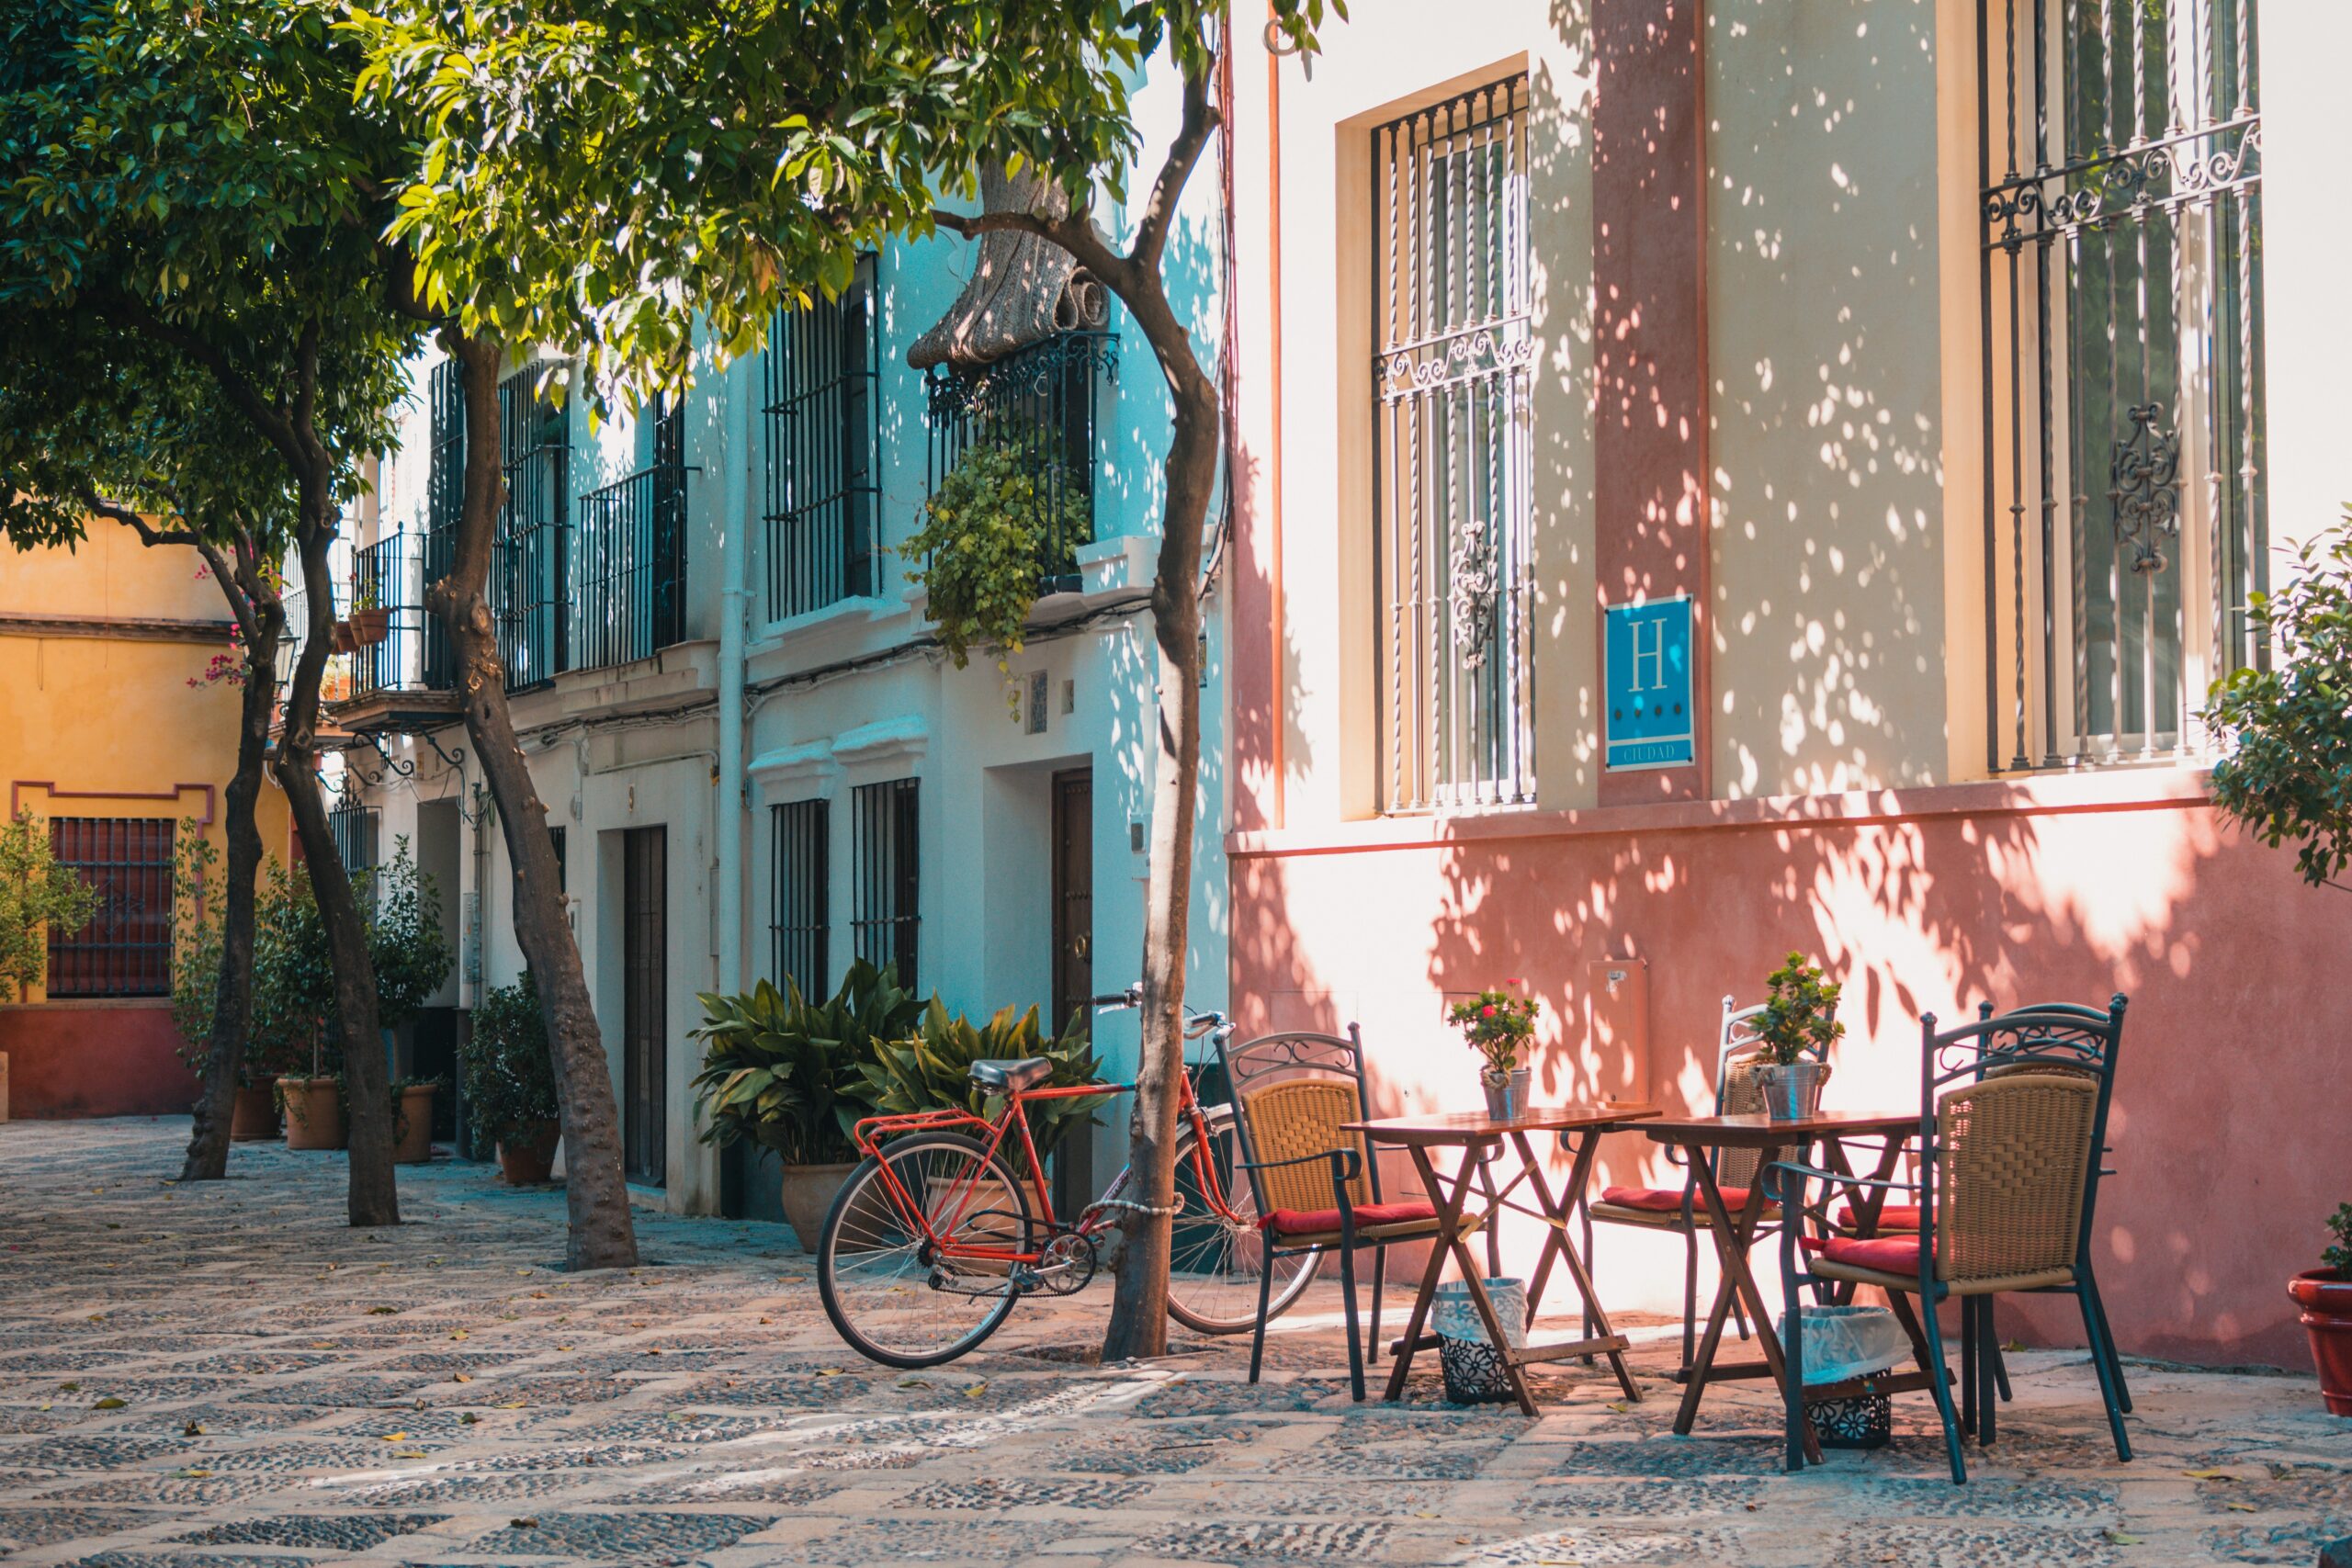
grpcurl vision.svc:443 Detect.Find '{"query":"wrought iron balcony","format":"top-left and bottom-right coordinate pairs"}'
top-left (348, 526), bottom-right (452, 699)
top-left (922, 330), bottom-right (1117, 593)
top-left (577, 459), bottom-right (690, 672)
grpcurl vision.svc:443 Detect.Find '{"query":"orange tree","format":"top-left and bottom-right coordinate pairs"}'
top-left (352, 0), bottom-right (1338, 1345)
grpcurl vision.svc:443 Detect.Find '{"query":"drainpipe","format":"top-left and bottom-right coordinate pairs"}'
top-left (715, 352), bottom-right (749, 998)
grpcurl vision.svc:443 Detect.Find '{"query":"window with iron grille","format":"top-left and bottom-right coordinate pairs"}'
top-left (548, 824), bottom-right (567, 897)
top-left (1980, 0), bottom-right (2262, 769)
top-left (578, 394), bottom-right (689, 671)
top-left (45, 818), bottom-right (174, 998)
top-left (923, 331), bottom-right (1116, 591)
top-left (1372, 76), bottom-right (1536, 814)
top-left (763, 257), bottom-right (879, 620)
top-left (494, 360), bottom-right (571, 691)
top-left (771, 799), bottom-right (829, 998)
top-left (424, 357), bottom-right (465, 690)
top-left (329, 804), bottom-right (380, 882)
top-left (850, 779), bottom-right (918, 991)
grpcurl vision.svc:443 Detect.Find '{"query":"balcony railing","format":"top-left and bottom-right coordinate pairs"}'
top-left (923, 331), bottom-right (1116, 592)
top-left (577, 460), bottom-right (690, 671)
top-left (349, 526), bottom-right (451, 699)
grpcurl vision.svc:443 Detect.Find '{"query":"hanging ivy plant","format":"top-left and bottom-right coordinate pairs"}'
top-left (900, 439), bottom-right (1089, 670)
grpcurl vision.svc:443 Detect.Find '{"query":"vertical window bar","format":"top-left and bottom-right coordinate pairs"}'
top-left (851, 779), bottom-right (919, 993)
top-left (764, 255), bottom-right (880, 620)
top-left (493, 362), bottom-right (571, 691)
top-left (770, 799), bottom-right (830, 997)
top-left (45, 818), bottom-right (174, 998)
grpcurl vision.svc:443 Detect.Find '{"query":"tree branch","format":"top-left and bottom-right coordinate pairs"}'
top-left (93, 293), bottom-right (303, 472)
top-left (77, 485), bottom-right (198, 548)
top-left (931, 208), bottom-right (1136, 298)
top-left (1129, 55), bottom-right (1219, 274)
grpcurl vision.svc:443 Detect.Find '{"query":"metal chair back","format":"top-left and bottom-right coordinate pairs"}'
top-left (1712, 997), bottom-right (1770, 1191)
top-left (1217, 1025), bottom-right (1385, 1209)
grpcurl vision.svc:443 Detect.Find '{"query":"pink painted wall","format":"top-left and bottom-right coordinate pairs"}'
top-left (1228, 773), bottom-right (2351, 1369)
top-left (0, 1004), bottom-right (199, 1120)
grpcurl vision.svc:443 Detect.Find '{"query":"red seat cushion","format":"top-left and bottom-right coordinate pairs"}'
top-left (1802, 1233), bottom-right (1927, 1274)
top-left (1259, 1200), bottom-right (1441, 1236)
top-left (1836, 1202), bottom-right (1922, 1232)
top-left (1597, 1184), bottom-right (1758, 1213)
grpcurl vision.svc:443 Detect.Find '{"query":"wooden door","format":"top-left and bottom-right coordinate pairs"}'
top-left (1049, 771), bottom-right (1093, 1218)
top-left (623, 826), bottom-right (668, 1186)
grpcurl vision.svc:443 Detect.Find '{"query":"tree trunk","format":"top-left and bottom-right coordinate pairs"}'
top-left (430, 333), bottom-right (638, 1271)
top-left (180, 579), bottom-right (282, 1181)
top-left (274, 514), bottom-right (401, 1226)
top-left (1099, 280), bottom-right (1218, 1364)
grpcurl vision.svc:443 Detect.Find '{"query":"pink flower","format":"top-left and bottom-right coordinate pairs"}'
top-left (1505, 977), bottom-right (1524, 987)
top-left (1480, 1004), bottom-right (1496, 1018)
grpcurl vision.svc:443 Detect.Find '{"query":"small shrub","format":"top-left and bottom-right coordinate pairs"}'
top-left (463, 972), bottom-right (560, 1157)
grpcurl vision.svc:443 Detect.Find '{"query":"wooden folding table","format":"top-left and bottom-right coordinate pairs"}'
top-left (1344, 1103), bottom-right (1657, 1416)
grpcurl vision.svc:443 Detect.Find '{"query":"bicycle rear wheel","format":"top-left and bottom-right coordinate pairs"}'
top-left (818, 1131), bottom-right (1033, 1369)
top-left (1164, 1109), bottom-right (1323, 1335)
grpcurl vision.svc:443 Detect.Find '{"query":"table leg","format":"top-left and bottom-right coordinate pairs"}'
top-left (1678, 1141), bottom-right (1820, 1464)
top-left (1510, 1129), bottom-right (1639, 1403)
top-left (1476, 1154), bottom-right (1504, 1279)
top-left (1381, 1143), bottom-right (1484, 1403)
top-left (1427, 1149), bottom-right (1540, 1417)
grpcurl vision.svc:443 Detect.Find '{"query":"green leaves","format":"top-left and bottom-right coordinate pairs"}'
top-left (1755, 952), bottom-right (1844, 1067)
top-left (900, 440), bottom-right (1087, 670)
top-left (852, 997), bottom-right (1112, 1179)
top-left (0, 811), bottom-right (102, 1003)
top-left (463, 970), bottom-right (560, 1152)
top-left (688, 961), bottom-right (923, 1166)
top-left (2204, 507), bottom-right (2352, 893)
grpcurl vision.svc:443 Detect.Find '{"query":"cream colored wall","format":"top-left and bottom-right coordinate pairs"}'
top-left (1705, 0), bottom-right (1952, 798)
top-left (1252, 0), bottom-right (1598, 825)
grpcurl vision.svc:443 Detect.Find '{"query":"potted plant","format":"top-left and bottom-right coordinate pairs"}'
top-left (1753, 952), bottom-right (1843, 1121)
top-left (2288, 1203), bottom-right (2352, 1416)
top-left (899, 439), bottom-right (1092, 679)
top-left (691, 961), bottom-right (923, 1249)
top-left (390, 1076), bottom-right (444, 1165)
top-left (240, 861), bottom-right (345, 1149)
top-left (854, 995), bottom-right (1113, 1235)
top-left (1447, 981), bottom-right (1541, 1119)
top-left (330, 618), bottom-right (356, 655)
top-left (349, 581), bottom-right (390, 647)
top-left (167, 835), bottom-right (284, 1139)
top-left (463, 971), bottom-right (561, 1184)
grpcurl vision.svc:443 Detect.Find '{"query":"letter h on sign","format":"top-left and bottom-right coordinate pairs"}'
top-left (1604, 598), bottom-right (1693, 771)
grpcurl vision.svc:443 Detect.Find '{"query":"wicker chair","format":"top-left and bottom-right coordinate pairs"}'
top-left (1827, 996), bottom-right (2132, 1415)
top-left (1770, 1003), bottom-right (2130, 1483)
top-left (1218, 1027), bottom-right (1476, 1402)
top-left (1578, 997), bottom-right (1781, 1371)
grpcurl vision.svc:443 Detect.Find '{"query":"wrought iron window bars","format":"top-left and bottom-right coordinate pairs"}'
top-left (764, 256), bottom-right (881, 622)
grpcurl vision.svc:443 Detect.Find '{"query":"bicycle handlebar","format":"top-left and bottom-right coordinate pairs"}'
top-left (1088, 984), bottom-right (1230, 1042)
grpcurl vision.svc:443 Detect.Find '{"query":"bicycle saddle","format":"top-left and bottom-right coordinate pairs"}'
top-left (968, 1057), bottom-right (1053, 1093)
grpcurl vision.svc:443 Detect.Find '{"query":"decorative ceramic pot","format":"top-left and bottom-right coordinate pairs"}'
top-left (1481, 1067), bottom-right (1532, 1121)
top-left (278, 1077), bottom-right (345, 1150)
top-left (497, 1120), bottom-right (561, 1185)
top-left (229, 1084), bottom-right (279, 1141)
top-left (2289, 1269), bottom-right (2352, 1416)
top-left (393, 1085), bottom-right (436, 1165)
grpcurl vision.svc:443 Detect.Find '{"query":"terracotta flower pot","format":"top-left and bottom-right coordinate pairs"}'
top-left (330, 621), bottom-right (356, 654)
top-left (393, 1085), bottom-right (437, 1165)
top-left (497, 1121), bottom-right (561, 1186)
top-left (229, 1085), bottom-right (280, 1141)
top-left (2290, 1268), bottom-right (2352, 1416)
top-left (279, 1077), bottom-right (345, 1150)
top-left (778, 1162), bottom-right (858, 1254)
top-left (350, 607), bottom-right (390, 647)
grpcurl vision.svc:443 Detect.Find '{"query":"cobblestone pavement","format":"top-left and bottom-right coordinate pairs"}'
top-left (0, 1118), bottom-right (2344, 1566)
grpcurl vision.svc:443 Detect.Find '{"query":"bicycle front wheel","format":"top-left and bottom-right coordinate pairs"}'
top-left (818, 1132), bottom-right (1034, 1369)
top-left (1165, 1109), bottom-right (1323, 1335)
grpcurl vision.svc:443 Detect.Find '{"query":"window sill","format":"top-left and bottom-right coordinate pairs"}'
top-left (1228, 766), bottom-right (2216, 860)
top-left (751, 594), bottom-right (900, 653)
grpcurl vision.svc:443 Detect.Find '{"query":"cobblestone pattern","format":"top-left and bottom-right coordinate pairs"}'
top-left (0, 1117), bottom-right (2342, 1567)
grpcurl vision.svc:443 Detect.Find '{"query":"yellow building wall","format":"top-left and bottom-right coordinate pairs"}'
top-left (0, 517), bottom-right (293, 1010)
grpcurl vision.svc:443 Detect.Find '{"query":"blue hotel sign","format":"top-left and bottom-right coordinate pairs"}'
top-left (1604, 597), bottom-right (1694, 771)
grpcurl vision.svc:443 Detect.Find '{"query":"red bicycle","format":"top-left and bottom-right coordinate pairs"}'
top-left (815, 987), bottom-right (1324, 1367)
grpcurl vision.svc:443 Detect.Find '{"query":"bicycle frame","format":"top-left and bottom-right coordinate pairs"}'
top-left (845, 1055), bottom-right (1243, 1271)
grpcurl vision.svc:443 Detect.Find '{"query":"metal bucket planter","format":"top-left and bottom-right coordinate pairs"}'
top-left (1481, 1067), bottom-right (1532, 1121)
top-left (1433, 1278), bottom-right (1528, 1404)
top-left (1756, 1061), bottom-right (1830, 1121)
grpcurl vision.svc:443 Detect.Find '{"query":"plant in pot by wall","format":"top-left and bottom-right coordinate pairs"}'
top-left (168, 834), bottom-right (284, 1140)
top-left (0, 808), bottom-right (100, 1004)
top-left (1753, 952), bottom-right (1844, 1121)
top-left (247, 861), bottom-right (346, 1149)
top-left (463, 971), bottom-right (562, 1184)
top-left (389, 1075), bottom-right (447, 1166)
top-left (368, 838), bottom-right (454, 1159)
top-left (349, 581), bottom-right (390, 647)
top-left (854, 998), bottom-right (1113, 1192)
top-left (2287, 1202), bottom-right (2352, 1416)
top-left (690, 960), bottom-right (923, 1250)
top-left (899, 439), bottom-right (1091, 717)
top-left (1447, 982), bottom-right (1541, 1119)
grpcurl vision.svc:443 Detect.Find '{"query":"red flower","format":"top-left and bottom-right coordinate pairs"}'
top-left (1480, 1004), bottom-right (1496, 1018)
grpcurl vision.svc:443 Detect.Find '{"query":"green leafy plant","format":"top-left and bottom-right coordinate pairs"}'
top-left (1755, 953), bottom-right (1845, 1066)
top-left (368, 837), bottom-right (453, 1030)
top-left (251, 860), bottom-right (337, 1088)
top-left (1446, 981), bottom-right (1540, 1081)
top-left (2206, 509), bottom-right (2352, 891)
top-left (169, 832), bottom-right (229, 1077)
top-left (2324, 1202), bottom-right (2352, 1277)
top-left (854, 998), bottom-right (1113, 1179)
top-left (0, 810), bottom-right (100, 1003)
top-left (462, 972), bottom-right (560, 1157)
top-left (899, 440), bottom-right (1090, 671)
top-left (689, 960), bottom-right (923, 1166)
